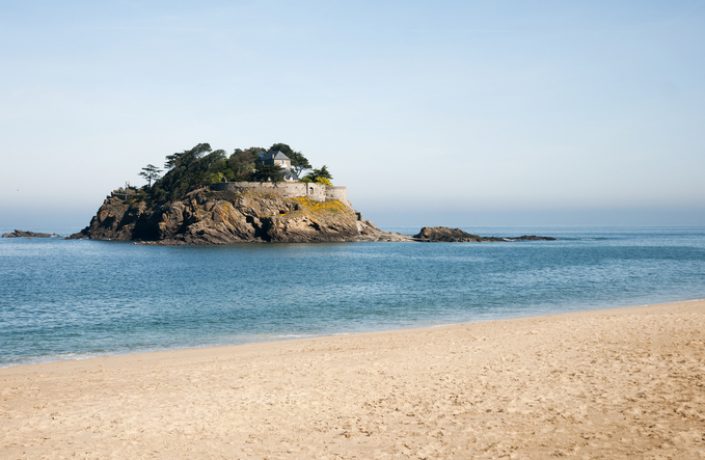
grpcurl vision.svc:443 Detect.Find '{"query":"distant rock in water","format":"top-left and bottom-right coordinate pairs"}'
top-left (2, 229), bottom-right (58, 238)
top-left (413, 226), bottom-right (485, 242)
top-left (512, 234), bottom-right (557, 241)
top-left (70, 186), bottom-right (407, 244)
top-left (412, 226), bottom-right (556, 243)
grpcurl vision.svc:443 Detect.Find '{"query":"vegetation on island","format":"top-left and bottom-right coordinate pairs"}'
top-left (301, 165), bottom-right (333, 186)
top-left (292, 196), bottom-right (348, 215)
top-left (138, 164), bottom-right (161, 187)
top-left (134, 143), bottom-right (333, 203)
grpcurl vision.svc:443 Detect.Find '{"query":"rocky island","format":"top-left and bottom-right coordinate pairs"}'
top-left (71, 143), bottom-right (405, 244)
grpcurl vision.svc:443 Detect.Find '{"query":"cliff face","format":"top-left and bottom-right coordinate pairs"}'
top-left (72, 187), bottom-right (403, 244)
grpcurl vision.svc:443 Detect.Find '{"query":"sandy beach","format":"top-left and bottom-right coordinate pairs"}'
top-left (1, 300), bottom-right (704, 459)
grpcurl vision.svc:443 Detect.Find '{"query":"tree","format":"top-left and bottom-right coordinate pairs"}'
top-left (139, 164), bottom-right (162, 187)
top-left (268, 143), bottom-right (311, 177)
top-left (268, 143), bottom-right (296, 156)
top-left (252, 163), bottom-right (285, 183)
top-left (287, 151), bottom-right (312, 177)
top-left (151, 143), bottom-right (218, 202)
top-left (164, 143), bottom-right (212, 170)
top-left (303, 165), bottom-right (333, 184)
top-left (314, 176), bottom-right (332, 186)
top-left (228, 148), bottom-right (261, 181)
top-left (314, 165), bottom-right (332, 180)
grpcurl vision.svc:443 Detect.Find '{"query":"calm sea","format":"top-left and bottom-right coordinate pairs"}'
top-left (1, 227), bottom-right (704, 366)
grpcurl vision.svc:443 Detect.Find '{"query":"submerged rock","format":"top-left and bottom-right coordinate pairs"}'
top-left (512, 234), bottom-right (557, 241)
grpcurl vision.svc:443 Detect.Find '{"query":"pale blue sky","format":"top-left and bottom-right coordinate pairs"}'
top-left (1, 1), bottom-right (704, 231)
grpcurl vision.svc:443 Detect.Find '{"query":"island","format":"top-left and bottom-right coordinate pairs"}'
top-left (71, 143), bottom-right (406, 244)
top-left (71, 143), bottom-right (555, 245)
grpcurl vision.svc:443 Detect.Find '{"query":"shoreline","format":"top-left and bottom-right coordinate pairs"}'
top-left (2, 298), bottom-right (704, 458)
top-left (2, 296), bottom-right (704, 370)
top-left (2, 296), bottom-right (703, 370)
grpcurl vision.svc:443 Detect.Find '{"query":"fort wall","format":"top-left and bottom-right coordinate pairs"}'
top-left (210, 181), bottom-right (348, 204)
top-left (326, 186), bottom-right (348, 202)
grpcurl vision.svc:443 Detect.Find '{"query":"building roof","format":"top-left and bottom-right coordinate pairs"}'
top-left (258, 150), bottom-right (291, 162)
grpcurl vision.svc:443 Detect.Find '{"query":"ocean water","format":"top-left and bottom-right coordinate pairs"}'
top-left (1, 227), bottom-right (704, 366)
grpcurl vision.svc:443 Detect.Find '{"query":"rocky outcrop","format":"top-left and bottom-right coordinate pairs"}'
top-left (511, 234), bottom-right (557, 241)
top-left (413, 227), bottom-right (487, 242)
top-left (412, 226), bottom-right (556, 243)
top-left (2, 229), bottom-right (58, 238)
top-left (71, 187), bottom-right (405, 244)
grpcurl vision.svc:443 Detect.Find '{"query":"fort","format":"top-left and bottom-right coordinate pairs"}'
top-left (207, 148), bottom-right (350, 205)
top-left (210, 181), bottom-right (349, 205)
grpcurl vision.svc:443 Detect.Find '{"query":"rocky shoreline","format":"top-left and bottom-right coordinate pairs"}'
top-left (68, 186), bottom-right (407, 244)
top-left (9, 190), bottom-right (555, 245)
top-left (6, 220), bottom-right (555, 247)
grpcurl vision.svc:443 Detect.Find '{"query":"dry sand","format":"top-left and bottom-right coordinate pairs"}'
top-left (1, 299), bottom-right (705, 459)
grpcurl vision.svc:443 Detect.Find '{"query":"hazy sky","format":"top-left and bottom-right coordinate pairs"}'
top-left (1, 0), bottom-right (704, 231)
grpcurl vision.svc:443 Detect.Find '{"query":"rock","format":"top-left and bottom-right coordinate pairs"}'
top-left (74, 186), bottom-right (407, 244)
top-left (511, 235), bottom-right (556, 241)
top-left (413, 227), bottom-right (485, 242)
top-left (357, 220), bottom-right (409, 242)
top-left (412, 226), bottom-right (556, 243)
top-left (2, 229), bottom-right (58, 238)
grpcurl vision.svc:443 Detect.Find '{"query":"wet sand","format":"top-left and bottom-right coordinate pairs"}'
top-left (2, 299), bottom-right (704, 459)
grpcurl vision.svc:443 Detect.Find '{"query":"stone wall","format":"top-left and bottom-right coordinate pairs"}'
top-left (326, 186), bottom-right (348, 203)
top-left (210, 181), bottom-right (347, 204)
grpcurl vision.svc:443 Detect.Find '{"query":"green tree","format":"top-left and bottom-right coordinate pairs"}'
top-left (268, 143), bottom-right (296, 156)
top-left (303, 165), bottom-right (333, 184)
top-left (151, 143), bottom-right (224, 201)
top-left (163, 143), bottom-right (212, 170)
top-left (315, 165), bottom-right (332, 179)
top-left (139, 164), bottom-right (162, 187)
top-left (287, 151), bottom-right (311, 177)
top-left (252, 163), bottom-right (285, 183)
top-left (228, 147), bottom-right (261, 181)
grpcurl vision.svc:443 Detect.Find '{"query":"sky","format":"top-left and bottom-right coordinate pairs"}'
top-left (1, 0), bottom-right (704, 232)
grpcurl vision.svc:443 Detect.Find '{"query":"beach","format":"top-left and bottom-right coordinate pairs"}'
top-left (1, 299), bottom-right (704, 459)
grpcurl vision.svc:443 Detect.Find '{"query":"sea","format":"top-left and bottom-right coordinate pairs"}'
top-left (1, 226), bottom-right (704, 367)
